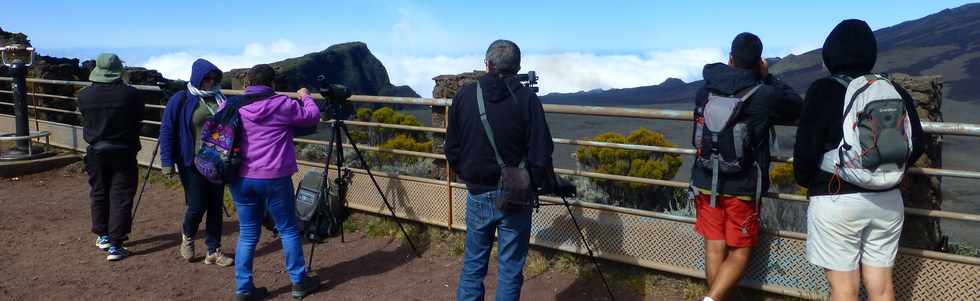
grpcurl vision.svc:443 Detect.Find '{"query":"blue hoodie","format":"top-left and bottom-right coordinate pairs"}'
top-left (159, 58), bottom-right (222, 169)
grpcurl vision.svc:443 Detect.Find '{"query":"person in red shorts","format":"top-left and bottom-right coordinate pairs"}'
top-left (689, 32), bottom-right (802, 301)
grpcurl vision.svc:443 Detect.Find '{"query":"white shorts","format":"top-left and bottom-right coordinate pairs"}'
top-left (805, 189), bottom-right (904, 271)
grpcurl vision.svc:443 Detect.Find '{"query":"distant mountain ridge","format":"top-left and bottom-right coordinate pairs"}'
top-left (542, 3), bottom-right (980, 105)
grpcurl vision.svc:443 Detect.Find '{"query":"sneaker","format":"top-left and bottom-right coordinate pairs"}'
top-left (233, 287), bottom-right (268, 301)
top-left (179, 234), bottom-right (194, 261)
top-left (291, 274), bottom-right (319, 299)
top-left (204, 249), bottom-right (234, 267)
top-left (106, 245), bottom-right (130, 261)
top-left (95, 235), bottom-right (111, 251)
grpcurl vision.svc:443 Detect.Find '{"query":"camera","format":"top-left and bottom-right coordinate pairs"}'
top-left (517, 71), bottom-right (539, 93)
top-left (315, 75), bottom-right (353, 120)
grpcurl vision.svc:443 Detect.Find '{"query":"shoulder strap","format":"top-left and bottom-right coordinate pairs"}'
top-left (841, 76), bottom-right (879, 119)
top-left (737, 83), bottom-right (763, 102)
top-left (477, 82), bottom-right (506, 168)
top-left (831, 74), bottom-right (853, 88)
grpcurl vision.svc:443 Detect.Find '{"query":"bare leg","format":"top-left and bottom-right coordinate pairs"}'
top-left (861, 265), bottom-right (895, 301)
top-left (704, 239), bottom-right (727, 286)
top-left (706, 246), bottom-right (751, 300)
top-left (826, 269), bottom-right (860, 301)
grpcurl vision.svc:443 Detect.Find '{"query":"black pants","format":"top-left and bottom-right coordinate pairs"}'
top-left (86, 150), bottom-right (138, 245)
top-left (179, 165), bottom-right (225, 251)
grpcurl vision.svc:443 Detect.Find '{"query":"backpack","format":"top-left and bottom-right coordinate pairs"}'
top-left (193, 91), bottom-right (274, 184)
top-left (693, 84), bottom-right (763, 207)
top-left (819, 74), bottom-right (912, 190)
top-left (476, 81), bottom-right (535, 212)
top-left (294, 170), bottom-right (348, 243)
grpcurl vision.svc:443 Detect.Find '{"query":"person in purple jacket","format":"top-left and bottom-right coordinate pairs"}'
top-left (158, 58), bottom-right (234, 267)
top-left (229, 64), bottom-right (320, 301)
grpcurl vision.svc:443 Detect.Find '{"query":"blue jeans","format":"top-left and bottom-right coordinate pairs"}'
top-left (456, 191), bottom-right (532, 301)
top-left (230, 176), bottom-right (307, 294)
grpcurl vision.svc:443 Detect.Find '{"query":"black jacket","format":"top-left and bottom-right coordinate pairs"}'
top-left (690, 63), bottom-right (803, 197)
top-left (78, 81), bottom-right (145, 151)
top-left (793, 20), bottom-right (925, 197)
top-left (445, 73), bottom-right (556, 194)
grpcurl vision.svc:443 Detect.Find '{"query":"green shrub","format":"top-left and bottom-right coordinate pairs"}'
top-left (575, 128), bottom-right (682, 210)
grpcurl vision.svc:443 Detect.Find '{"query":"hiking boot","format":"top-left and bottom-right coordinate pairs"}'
top-left (95, 235), bottom-right (111, 251)
top-left (204, 249), bottom-right (234, 267)
top-left (233, 287), bottom-right (268, 301)
top-left (106, 245), bottom-right (130, 261)
top-left (179, 234), bottom-right (194, 261)
top-left (291, 274), bottom-right (319, 299)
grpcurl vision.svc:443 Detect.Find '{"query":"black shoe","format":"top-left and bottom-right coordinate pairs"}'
top-left (291, 275), bottom-right (319, 299)
top-left (233, 287), bottom-right (268, 301)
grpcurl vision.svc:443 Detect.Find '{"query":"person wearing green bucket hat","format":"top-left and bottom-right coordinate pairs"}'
top-left (78, 53), bottom-right (145, 262)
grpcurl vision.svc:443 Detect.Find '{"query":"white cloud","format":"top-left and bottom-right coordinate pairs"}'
top-left (380, 48), bottom-right (725, 97)
top-left (141, 39), bottom-right (724, 98)
top-left (140, 40), bottom-right (328, 81)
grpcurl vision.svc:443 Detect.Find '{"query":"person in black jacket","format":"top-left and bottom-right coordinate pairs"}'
top-left (794, 20), bottom-right (924, 301)
top-left (77, 53), bottom-right (145, 261)
top-left (690, 33), bottom-right (802, 301)
top-left (446, 40), bottom-right (556, 301)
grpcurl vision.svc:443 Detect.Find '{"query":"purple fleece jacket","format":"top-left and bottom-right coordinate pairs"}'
top-left (238, 85), bottom-right (320, 179)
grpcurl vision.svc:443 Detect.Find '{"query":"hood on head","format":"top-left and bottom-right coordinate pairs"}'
top-left (702, 63), bottom-right (760, 95)
top-left (822, 19), bottom-right (877, 77)
top-left (189, 58), bottom-right (222, 89)
top-left (477, 73), bottom-right (524, 103)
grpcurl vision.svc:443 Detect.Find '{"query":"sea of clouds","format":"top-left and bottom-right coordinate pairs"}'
top-left (141, 40), bottom-right (725, 97)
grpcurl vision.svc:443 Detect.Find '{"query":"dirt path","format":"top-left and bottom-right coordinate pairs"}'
top-left (0, 167), bottom-right (687, 301)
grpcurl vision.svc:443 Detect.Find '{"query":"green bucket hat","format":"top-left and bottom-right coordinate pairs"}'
top-left (89, 53), bottom-right (123, 83)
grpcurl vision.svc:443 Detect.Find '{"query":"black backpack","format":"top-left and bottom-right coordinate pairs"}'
top-left (295, 170), bottom-right (349, 243)
top-left (693, 84), bottom-right (762, 207)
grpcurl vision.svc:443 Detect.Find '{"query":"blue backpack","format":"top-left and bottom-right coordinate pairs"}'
top-left (194, 92), bottom-right (274, 184)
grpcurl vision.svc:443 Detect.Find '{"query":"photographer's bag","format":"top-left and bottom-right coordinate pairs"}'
top-left (294, 171), bottom-right (347, 242)
top-left (194, 91), bottom-right (274, 184)
top-left (819, 74), bottom-right (912, 190)
top-left (693, 83), bottom-right (762, 207)
top-left (476, 82), bottom-right (533, 212)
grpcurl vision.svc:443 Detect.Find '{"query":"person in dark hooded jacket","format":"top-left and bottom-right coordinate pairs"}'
top-left (446, 40), bottom-right (557, 301)
top-left (690, 33), bottom-right (802, 301)
top-left (794, 19), bottom-right (924, 301)
top-left (159, 58), bottom-right (233, 267)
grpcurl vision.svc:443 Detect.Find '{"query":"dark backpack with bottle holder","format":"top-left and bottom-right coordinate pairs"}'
top-left (693, 84), bottom-right (764, 207)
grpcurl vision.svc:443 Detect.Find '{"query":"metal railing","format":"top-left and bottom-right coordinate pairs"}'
top-left (2, 76), bottom-right (980, 224)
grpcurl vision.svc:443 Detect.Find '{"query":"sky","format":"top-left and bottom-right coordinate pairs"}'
top-left (5, 0), bottom-right (975, 97)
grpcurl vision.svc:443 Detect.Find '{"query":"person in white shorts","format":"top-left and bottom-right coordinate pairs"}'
top-left (793, 19), bottom-right (924, 301)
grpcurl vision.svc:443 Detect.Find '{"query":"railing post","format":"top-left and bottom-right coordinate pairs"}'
top-left (432, 71), bottom-right (486, 229)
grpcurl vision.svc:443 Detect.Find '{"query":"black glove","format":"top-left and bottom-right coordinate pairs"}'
top-left (555, 178), bottom-right (576, 198)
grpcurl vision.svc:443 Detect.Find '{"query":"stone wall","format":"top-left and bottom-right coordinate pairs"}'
top-left (890, 73), bottom-right (945, 250)
top-left (429, 71), bottom-right (486, 179)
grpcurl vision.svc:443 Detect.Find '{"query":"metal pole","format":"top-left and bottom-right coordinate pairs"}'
top-left (10, 62), bottom-right (30, 152)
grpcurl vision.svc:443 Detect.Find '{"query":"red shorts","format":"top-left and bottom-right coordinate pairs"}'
top-left (694, 193), bottom-right (759, 248)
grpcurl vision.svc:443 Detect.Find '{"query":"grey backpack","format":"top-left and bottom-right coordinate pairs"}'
top-left (693, 84), bottom-right (763, 207)
top-left (819, 74), bottom-right (912, 190)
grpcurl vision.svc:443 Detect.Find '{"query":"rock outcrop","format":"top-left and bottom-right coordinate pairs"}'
top-left (224, 42), bottom-right (418, 98)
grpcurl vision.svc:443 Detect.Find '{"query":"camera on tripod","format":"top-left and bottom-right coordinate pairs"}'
top-left (517, 71), bottom-right (539, 93)
top-left (315, 75), bottom-right (354, 120)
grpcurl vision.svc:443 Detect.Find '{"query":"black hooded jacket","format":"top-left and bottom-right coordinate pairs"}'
top-left (793, 19), bottom-right (925, 197)
top-left (445, 73), bottom-right (556, 194)
top-left (77, 81), bottom-right (145, 151)
top-left (690, 63), bottom-right (803, 196)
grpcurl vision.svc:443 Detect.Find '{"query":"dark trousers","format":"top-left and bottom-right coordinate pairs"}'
top-left (86, 150), bottom-right (138, 245)
top-left (179, 165), bottom-right (225, 251)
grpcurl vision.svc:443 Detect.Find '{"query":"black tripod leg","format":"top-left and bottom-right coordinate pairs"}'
top-left (334, 125), bottom-right (347, 244)
top-left (132, 141), bottom-right (159, 221)
top-left (339, 122), bottom-right (421, 257)
top-left (561, 196), bottom-right (616, 301)
top-left (308, 124), bottom-right (341, 272)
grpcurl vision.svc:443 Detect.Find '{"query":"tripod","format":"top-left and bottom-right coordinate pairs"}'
top-left (549, 191), bottom-right (617, 301)
top-left (306, 106), bottom-right (422, 271)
